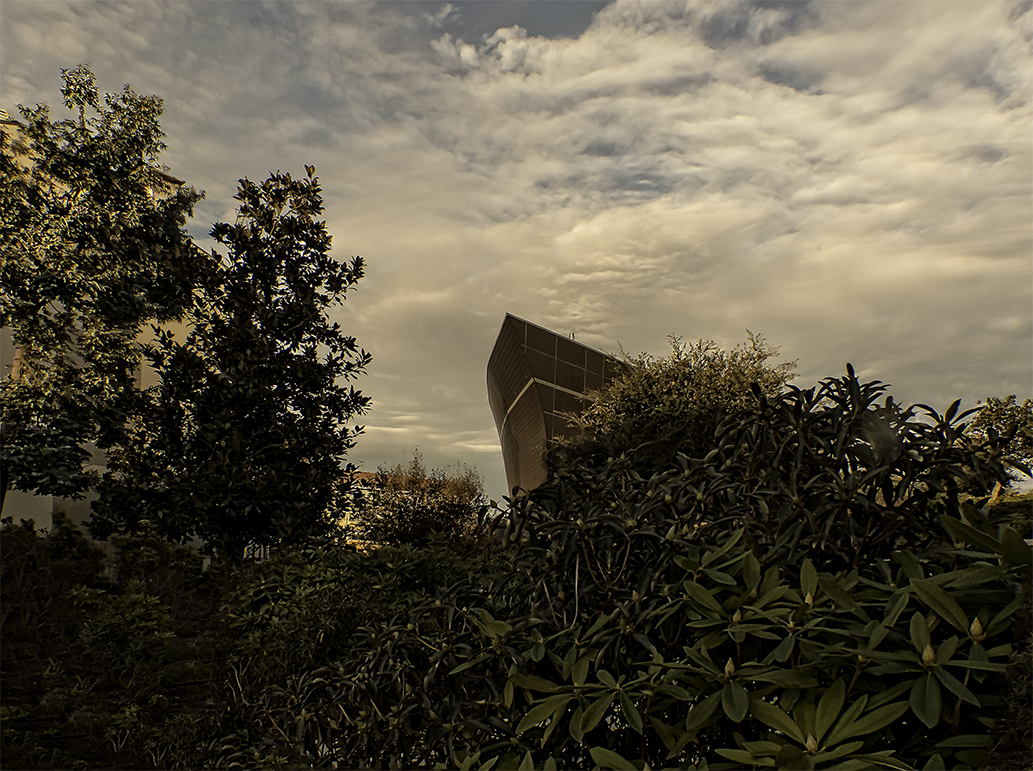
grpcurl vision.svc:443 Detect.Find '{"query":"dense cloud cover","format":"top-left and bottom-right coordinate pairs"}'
top-left (4, 0), bottom-right (1030, 499)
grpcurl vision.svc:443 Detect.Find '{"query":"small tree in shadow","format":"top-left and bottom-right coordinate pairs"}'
top-left (352, 451), bottom-right (487, 547)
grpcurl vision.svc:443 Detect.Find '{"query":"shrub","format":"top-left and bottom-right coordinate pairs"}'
top-left (351, 451), bottom-right (489, 546)
top-left (254, 370), bottom-right (1028, 770)
top-left (555, 333), bottom-right (796, 473)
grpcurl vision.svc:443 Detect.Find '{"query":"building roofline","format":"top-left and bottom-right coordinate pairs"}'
top-left (501, 312), bottom-right (618, 361)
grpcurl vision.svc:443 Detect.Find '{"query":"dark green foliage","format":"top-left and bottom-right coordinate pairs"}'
top-left (1, 65), bottom-right (207, 504)
top-left (0, 518), bottom-right (223, 770)
top-left (213, 371), bottom-right (1025, 770)
top-left (209, 537), bottom-right (507, 768)
top-left (352, 451), bottom-right (489, 546)
top-left (92, 167), bottom-right (371, 559)
top-left (555, 333), bottom-right (795, 472)
top-left (968, 395), bottom-right (1033, 483)
top-left (553, 365), bottom-right (1014, 574)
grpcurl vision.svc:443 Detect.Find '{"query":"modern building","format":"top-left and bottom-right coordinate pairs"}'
top-left (486, 314), bottom-right (622, 494)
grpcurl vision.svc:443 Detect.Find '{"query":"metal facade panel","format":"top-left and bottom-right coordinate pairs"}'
top-left (487, 314), bottom-right (622, 494)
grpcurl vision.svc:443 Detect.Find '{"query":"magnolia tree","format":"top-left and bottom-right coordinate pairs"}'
top-left (0, 65), bottom-right (206, 508)
top-left (93, 168), bottom-right (371, 559)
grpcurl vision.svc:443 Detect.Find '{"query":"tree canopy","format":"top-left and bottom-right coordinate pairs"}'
top-left (1, 65), bottom-right (207, 506)
top-left (968, 395), bottom-right (1033, 485)
top-left (92, 168), bottom-right (371, 559)
top-left (556, 332), bottom-right (796, 471)
top-left (351, 450), bottom-right (488, 547)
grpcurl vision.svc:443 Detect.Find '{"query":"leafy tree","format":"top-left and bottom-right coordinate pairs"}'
top-left (92, 168), bottom-right (370, 560)
top-left (0, 65), bottom-right (206, 509)
top-left (352, 450), bottom-right (488, 546)
top-left (968, 395), bottom-right (1033, 487)
top-left (556, 332), bottom-right (795, 470)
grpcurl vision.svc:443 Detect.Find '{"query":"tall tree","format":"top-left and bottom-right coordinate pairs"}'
top-left (93, 168), bottom-right (371, 559)
top-left (0, 65), bottom-right (206, 508)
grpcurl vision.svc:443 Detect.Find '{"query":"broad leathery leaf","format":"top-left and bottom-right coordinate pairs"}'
top-left (848, 753), bottom-right (916, 771)
top-left (784, 755), bottom-right (816, 770)
top-left (932, 667), bottom-right (980, 706)
top-left (909, 612), bottom-right (931, 654)
top-left (940, 516), bottom-right (1001, 554)
top-left (910, 673), bottom-right (941, 728)
top-left (868, 623), bottom-right (888, 651)
top-left (750, 699), bottom-right (806, 744)
top-left (702, 568), bottom-right (737, 585)
top-left (542, 757), bottom-right (557, 771)
top-left (792, 700), bottom-right (817, 740)
top-left (562, 646), bottom-right (577, 680)
top-left (816, 680), bottom-right (846, 742)
top-left (1000, 526), bottom-right (1033, 568)
top-left (685, 691), bottom-right (723, 733)
top-left (701, 527), bottom-right (743, 567)
top-left (800, 559), bottom-right (818, 598)
top-left (477, 609), bottom-right (512, 639)
top-left (589, 746), bottom-right (635, 770)
top-left (511, 673), bottom-right (561, 692)
top-left (683, 580), bottom-right (725, 615)
top-left (715, 748), bottom-right (768, 766)
top-left (619, 690), bottom-right (643, 734)
top-left (518, 750), bottom-right (534, 771)
top-left (935, 734), bottom-right (990, 749)
top-left (723, 681), bottom-right (749, 722)
top-left (597, 669), bottom-right (618, 689)
top-left (649, 715), bottom-right (678, 751)
top-left (768, 633), bottom-right (795, 663)
top-left (775, 744), bottom-right (806, 767)
top-left (821, 698), bottom-right (866, 746)
top-left (826, 700), bottom-right (908, 745)
top-left (516, 694), bottom-right (571, 734)
top-left (744, 551), bottom-right (761, 591)
top-left (818, 574), bottom-right (869, 621)
top-left (580, 692), bottom-right (616, 734)
top-left (883, 592), bottom-right (910, 627)
top-left (449, 653), bottom-right (492, 675)
top-left (812, 740), bottom-right (864, 765)
top-left (749, 669), bottom-right (818, 689)
top-left (572, 656), bottom-right (590, 686)
top-left (568, 703), bottom-right (584, 744)
top-left (911, 579), bottom-right (968, 633)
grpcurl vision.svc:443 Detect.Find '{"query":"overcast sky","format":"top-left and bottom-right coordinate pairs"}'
top-left (3, 0), bottom-right (1031, 500)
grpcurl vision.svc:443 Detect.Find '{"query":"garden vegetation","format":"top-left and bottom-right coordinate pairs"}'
top-left (2, 68), bottom-right (1031, 771)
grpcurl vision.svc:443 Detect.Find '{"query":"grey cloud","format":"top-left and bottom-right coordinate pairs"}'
top-left (756, 61), bottom-right (822, 93)
top-left (3, 0), bottom-right (1030, 500)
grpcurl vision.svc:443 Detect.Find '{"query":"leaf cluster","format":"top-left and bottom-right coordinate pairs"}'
top-left (222, 372), bottom-right (1027, 770)
top-left (91, 166), bottom-right (371, 559)
top-left (352, 450), bottom-right (490, 546)
top-left (1, 65), bottom-right (207, 500)
top-left (555, 333), bottom-right (795, 473)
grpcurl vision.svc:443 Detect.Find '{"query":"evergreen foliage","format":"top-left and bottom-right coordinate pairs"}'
top-left (0, 65), bottom-right (207, 505)
top-left (556, 333), bottom-right (795, 472)
top-left (352, 451), bottom-right (489, 546)
top-left (204, 371), bottom-right (1027, 771)
top-left (91, 167), bottom-right (370, 559)
top-left (968, 395), bottom-right (1033, 484)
